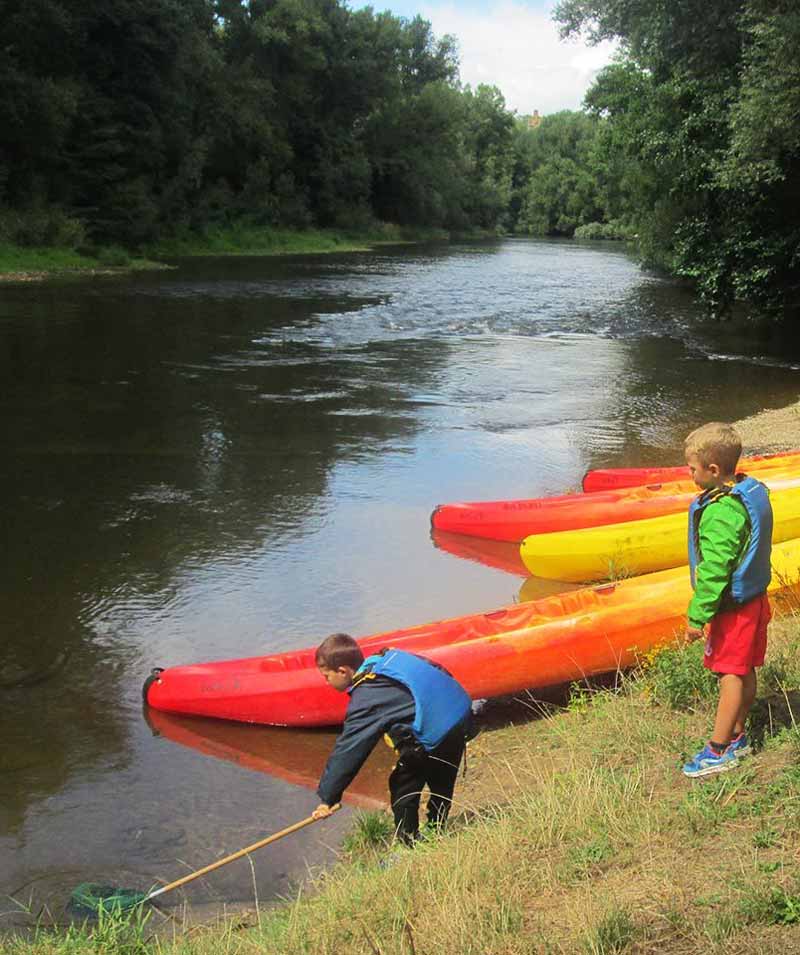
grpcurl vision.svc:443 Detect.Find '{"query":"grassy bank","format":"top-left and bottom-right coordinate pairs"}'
top-left (0, 243), bottom-right (167, 281)
top-left (0, 224), bottom-right (453, 281)
top-left (8, 604), bottom-right (800, 954)
top-left (144, 223), bottom-right (451, 258)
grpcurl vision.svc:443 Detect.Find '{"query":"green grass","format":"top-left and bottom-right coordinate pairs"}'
top-left (340, 810), bottom-right (396, 857)
top-left (581, 908), bottom-right (636, 954)
top-left (144, 223), bottom-right (449, 258)
top-left (0, 243), bottom-right (164, 277)
top-left (5, 617), bottom-right (800, 954)
top-left (639, 638), bottom-right (719, 710)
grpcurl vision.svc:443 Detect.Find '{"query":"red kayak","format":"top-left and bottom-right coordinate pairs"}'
top-left (582, 449), bottom-right (800, 492)
top-left (432, 468), bottom-right (800, 543)
top-left (432, 480), bottom-right (698, 542)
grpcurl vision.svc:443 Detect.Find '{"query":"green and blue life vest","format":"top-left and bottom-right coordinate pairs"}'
top-left (688, 475), bottom-right (772, 604)
top-left (351, 649), bottom-right (472, 751)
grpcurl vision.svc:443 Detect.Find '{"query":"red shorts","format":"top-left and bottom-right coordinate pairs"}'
top-left (703, 593), bottom-right (771, 675)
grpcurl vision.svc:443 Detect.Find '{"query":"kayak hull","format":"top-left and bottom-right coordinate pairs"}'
top-left (144, 539), bottom-right (800, 727)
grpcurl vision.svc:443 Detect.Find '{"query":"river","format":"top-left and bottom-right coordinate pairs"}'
top-left (1, 238), bottom-right (798, 926)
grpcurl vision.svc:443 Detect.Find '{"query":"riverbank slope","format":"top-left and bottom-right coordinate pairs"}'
top-left (7, 608), bottom-right (800, 954)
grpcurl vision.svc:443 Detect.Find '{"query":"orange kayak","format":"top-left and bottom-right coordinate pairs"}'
top-left (143, 538), bottom-right (800, 727)
top-left (583, 449), bottom-right (800, 492)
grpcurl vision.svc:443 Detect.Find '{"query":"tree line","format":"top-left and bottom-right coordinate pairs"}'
top-left (1, 0), bottom-right (797, 317)
top-left (0, 0), bottom-right (517, 246)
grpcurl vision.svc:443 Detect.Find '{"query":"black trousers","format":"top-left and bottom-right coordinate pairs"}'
top-left (388, 725), bottom-right (466, 845)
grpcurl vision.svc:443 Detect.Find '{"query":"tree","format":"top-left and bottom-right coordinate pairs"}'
top-left (513, 112), bottom-right (603, 236)
top-left (555, 0), bottom-right (800, 316)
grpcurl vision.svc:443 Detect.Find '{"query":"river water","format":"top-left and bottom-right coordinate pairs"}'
top-left (1, 238), bottom-right (798, 925)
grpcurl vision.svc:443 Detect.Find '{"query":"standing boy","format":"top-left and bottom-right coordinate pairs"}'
top-left (682, 422), bottom-right (773, 778)
top-left (311, 633), bottom-right (473, 844)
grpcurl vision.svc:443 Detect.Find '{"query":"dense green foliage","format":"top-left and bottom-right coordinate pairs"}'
top-left (511, 111), bottom-right (604, 236)
top-left (0, 0), bottom-right (515, 245)
top-left (555, 0), bottom-right (800, 316)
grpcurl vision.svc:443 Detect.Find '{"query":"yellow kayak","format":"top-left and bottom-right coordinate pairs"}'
top-left (520, 481), bottom-right (800, 582)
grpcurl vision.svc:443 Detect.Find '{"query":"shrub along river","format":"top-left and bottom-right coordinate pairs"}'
top-left (1, 238), bottom-right (799, 925)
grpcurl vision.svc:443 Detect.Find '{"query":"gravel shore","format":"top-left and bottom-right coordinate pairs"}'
top-left (734, 399), bottom-right (800, 452)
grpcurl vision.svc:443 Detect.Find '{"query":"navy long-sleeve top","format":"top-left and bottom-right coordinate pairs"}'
top-left (316, 674), bottom-right (415, 806)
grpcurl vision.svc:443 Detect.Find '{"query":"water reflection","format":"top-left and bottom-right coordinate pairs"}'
top-left (430, 529), bottom-right (529, 577)
top-left (144, 710), bottom-right (391, 809)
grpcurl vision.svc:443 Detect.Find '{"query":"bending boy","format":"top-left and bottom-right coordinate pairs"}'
top-left (312, 633), bottom-right (473, 844)
top-left (682, 422), bottom-right (773, 778)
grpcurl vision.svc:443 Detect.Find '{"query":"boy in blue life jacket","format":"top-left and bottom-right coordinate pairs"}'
top-left (682, 422), bottom-right (773, 779)
top-left (311, 633), bottom-right (474, 845)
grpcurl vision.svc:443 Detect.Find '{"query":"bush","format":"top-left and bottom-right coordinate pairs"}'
top-left (574, 219), bottom-right (637, 241)
top-left (739, 884), bottom-right (800, 925)
top-left (582, 908), bottom-right (635, 954)
top-left (0, 205), bottom-right (86, 248)
top-left (641, 639), bottom-right (718, 710)
top-left (341, 810), bottom-right (395, 857)
top-left (96, 246), bottom-right (133, 267)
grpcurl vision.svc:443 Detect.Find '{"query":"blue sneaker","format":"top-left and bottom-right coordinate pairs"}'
top-left (682, 744), bottom-right (739, 778)
top-left (727, 733), bottom-right (752, 758)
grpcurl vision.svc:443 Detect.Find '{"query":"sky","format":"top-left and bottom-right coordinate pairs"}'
top-left (362, 0), bottom-right (617, 115)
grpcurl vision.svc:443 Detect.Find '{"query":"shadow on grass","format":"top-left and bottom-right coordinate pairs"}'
top-left (748, 690), bottom-right (800, 751)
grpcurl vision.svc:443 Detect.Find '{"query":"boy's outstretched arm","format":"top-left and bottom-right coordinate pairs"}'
top-left (315, 694), bottom-right (391, 810)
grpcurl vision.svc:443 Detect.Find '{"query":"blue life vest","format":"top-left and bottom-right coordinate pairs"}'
top-left (688, 475), bottom-right (772, 603)
top-left (353, 649), bottom-right (472, 751)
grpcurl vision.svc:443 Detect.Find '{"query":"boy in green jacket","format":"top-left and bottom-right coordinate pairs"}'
top-left (682, 422), bottom-right (773, 778)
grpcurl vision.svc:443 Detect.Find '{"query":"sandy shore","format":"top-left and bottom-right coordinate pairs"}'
top-left (734, 399), bottom-right (800, 452)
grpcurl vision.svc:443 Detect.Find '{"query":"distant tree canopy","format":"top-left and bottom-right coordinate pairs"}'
top-left (0, 0), bottom-right (514, 244)
top-left (1, 0), bottom-right (797, 317)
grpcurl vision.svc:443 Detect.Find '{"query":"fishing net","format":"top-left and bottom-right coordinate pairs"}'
top-left (68, 807), bottom-right (335, 916)
top-left (69, 882), bottom-right (151, 915)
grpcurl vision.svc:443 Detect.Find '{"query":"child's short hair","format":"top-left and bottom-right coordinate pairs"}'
top-left (684, 422), bottom-right (742, 474)
top-left (315, 632), bottom-right (364, 671)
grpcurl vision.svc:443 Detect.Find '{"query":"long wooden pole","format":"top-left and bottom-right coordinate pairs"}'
top-left (144, 805), bottom-right (340, 902)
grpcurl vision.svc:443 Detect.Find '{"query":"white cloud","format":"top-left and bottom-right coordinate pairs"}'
top-left (416, 1), bottom-right (617, 114)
